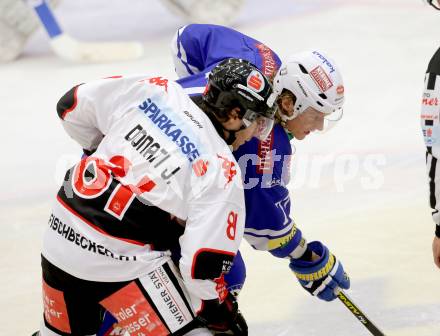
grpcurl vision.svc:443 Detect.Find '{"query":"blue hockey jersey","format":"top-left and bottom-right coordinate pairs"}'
top-left (172, 24), bottom-right (305, 259)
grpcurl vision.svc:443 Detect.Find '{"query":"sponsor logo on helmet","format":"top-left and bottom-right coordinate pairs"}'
top-left (312, 51), bottom-right (335, 74)
top-left (237, 90), bottom-right (254, 103)
top-left (297, 80), bottom-right (308, 97)
top-left (336, 85), bottom-right (344, 95)
top-left (247, 70), bottom-right (265, 93)
top-left (310, 66), bottom-right (333, 92)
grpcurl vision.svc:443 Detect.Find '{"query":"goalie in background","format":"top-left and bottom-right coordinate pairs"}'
top-left (0, 0), bottom-right (60, 62)
top-left (0, 0), bottom-right (244, 62)
top-left (421, 0), bottom-right (440, 268)
top-left (159, 0), bottom-right (245, 26)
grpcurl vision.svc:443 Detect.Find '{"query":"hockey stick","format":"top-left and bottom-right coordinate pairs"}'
top-left (26, 0), bottom-right (144, 62)
top-left (337, 289), bottom-right (386, 336)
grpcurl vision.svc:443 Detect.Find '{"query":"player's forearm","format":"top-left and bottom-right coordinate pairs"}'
top-left (266, 223), bottom-right (308, 259)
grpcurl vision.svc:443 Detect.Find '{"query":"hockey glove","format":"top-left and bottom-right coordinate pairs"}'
top-left (196, 292), bottom-right (248, 335)
top-left (289, 241), bottom-right (350, 301)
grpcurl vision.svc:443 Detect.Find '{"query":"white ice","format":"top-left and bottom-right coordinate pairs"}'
top-left (1, 0), bottom-right (439, 335)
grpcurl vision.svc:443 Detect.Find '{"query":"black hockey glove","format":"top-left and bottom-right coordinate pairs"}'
top-left (196, 293), bottom-right (248, 335)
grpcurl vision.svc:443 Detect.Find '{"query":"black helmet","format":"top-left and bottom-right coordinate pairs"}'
top-left (203, 58), bottom-right (276, 123)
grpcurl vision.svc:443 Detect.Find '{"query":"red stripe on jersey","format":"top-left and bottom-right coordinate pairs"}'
top-left (56, 195), bottom-right (147, 247)
top-left (61, 85), bottom-right (79, 120)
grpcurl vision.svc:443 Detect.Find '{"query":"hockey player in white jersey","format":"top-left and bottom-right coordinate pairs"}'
top-left (37, 59), bottom-right (276, 336)
top-left (422, 1), bottom-right (440, 268)
top-left (171, 24), bottom-right (350, 307)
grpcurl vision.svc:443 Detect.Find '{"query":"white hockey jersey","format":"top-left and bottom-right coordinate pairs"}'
top-left (43, 74), bottom-right (245, 301)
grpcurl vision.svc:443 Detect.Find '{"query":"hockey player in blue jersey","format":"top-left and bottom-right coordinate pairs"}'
top-left (171, 24), bottom-right (350, 303)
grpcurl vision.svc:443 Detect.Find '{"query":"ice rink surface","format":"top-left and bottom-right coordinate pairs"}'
top-left (1, 0), bottom-right (440, 334)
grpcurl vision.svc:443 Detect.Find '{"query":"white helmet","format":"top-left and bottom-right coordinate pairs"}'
top-left (273, 50), bottom-right (345, 121)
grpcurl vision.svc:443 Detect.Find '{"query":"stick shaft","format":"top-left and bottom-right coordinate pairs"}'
top-left (337, 290), bottom-right (386, 336)
top-left (25, 0), bottom-right (143, 62)
top-left (27, 0), bottom-right (63, 38)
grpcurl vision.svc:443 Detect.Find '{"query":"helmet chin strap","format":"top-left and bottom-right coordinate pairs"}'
top-left (280, 111), bottom-right (297, 122)
top-left (279, 100), bottom-right (302, 122)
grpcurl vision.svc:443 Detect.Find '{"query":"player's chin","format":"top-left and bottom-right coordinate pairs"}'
top-left (295, 131), bottom-right (310, 140)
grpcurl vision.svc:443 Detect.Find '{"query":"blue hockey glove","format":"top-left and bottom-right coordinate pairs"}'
top-left (289, 241), bottom-right (350, 301)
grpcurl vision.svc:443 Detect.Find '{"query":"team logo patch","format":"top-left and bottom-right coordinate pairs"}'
top-left (214, 274), bottom-right (228, 302)
top-left (247, 70), bottom-right (265, 92)
top-left (310, 66), bottom-right (333, 92)
top-left (144, 76), bottom-right (169, 92)
top-left (217, 154), bottom-right (237, 188)
top-left (192, 159), bottom-right (209, 177)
